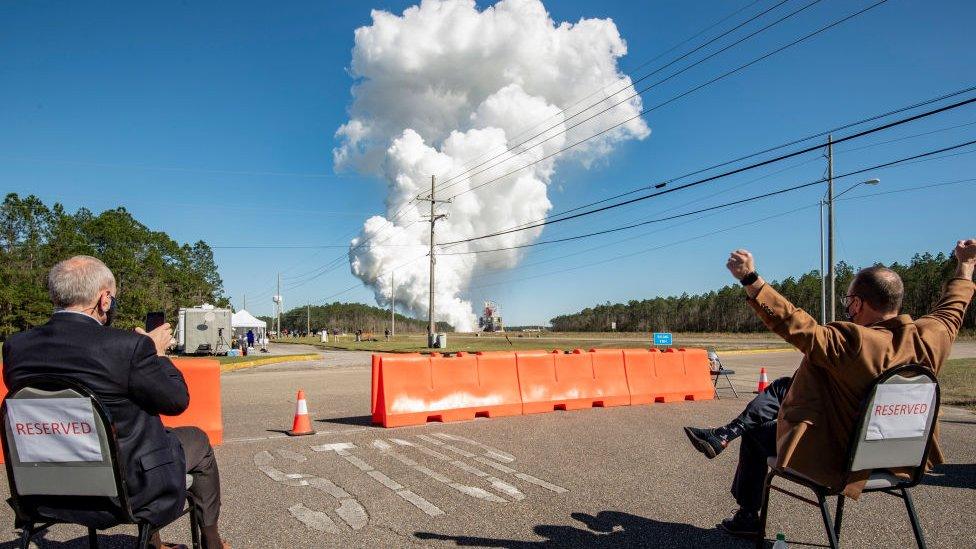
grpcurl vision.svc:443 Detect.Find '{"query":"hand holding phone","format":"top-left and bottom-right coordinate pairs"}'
top-left (146, 311), bottom-right (165, 332)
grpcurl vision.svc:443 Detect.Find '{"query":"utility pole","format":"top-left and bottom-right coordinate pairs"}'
top-left (275, 272), bottom-right (281, 337)
top-left (826, 135), bottom-right (836, 322)
top-left (420, 175), bottom-right (449, 347)
top-left (390, 272), bottom-right (396, 337)
top-left (306, 303), bottom-right (310, 336)
top-left (819, 200), bottom-right (826, 324)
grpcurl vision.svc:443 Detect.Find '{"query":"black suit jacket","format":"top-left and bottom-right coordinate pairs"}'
top-left (2, 313), bottom-right (190, 527)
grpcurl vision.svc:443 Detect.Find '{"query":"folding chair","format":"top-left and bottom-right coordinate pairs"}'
top-left (2, 375), bottom-right (199, 549)
top-left (756, 364), bottom-right (939, 548)
top-left (708, 351), bottom-right (738, 399)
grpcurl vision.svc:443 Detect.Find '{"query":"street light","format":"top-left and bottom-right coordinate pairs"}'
top-left (820, 178), bottom-right (880, 323)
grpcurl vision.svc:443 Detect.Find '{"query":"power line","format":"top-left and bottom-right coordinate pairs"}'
top-left (441, 180), bottom-right (825, 255)
top-left (440, 0), bottom-right (888, 200)
top-left (438, 95), bottom-right (976, 247)
top-left (435, 0), bottom-right (795, 187)
top-left (467, 204), bottom-right (818, 292)
top-left (439, 138), bottom-right (976, 255)
top-left (481, 84), bottom-right (976, 238)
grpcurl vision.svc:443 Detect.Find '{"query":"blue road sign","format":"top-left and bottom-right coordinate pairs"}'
top-left (652, 332), bottom-right (673, 346)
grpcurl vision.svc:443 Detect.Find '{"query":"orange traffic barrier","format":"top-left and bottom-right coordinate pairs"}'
top-left (622, 348), bottom-right (714, 403)
top-left (677, 348), bottom-right (717, 401)
top-left (162, 358), bottom-right (224, 445)
top-left (621, 348), bottom-right (661, 405)
top-left (371, 353), bottom-right (423, 420)
top-left (371, 351), bottom-right (522, 428)
top-left (586, 349), bottom-right (632, 407)
top-left (288, 389), bottom-right (315, 436)
top-left (371, 347), bottom-right (714, 428)
top-left (0, 357), bottom-right (223, 463)
top-left (516, 349), bottom-right (630, 414)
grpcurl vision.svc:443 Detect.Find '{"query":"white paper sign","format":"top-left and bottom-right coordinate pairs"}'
top-left (865, 383), bottom-right (936, 441)
top-left (6, 398), bottom-right (103, 462)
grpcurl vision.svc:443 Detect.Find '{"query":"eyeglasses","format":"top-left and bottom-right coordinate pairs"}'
top-left (841, 294), bottom-right (860, 307)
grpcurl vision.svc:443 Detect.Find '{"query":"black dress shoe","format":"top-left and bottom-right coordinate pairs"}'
top-left (718, 509), bottom-right (760, 538)
top-left (683, 426), bottom-right (728, 459)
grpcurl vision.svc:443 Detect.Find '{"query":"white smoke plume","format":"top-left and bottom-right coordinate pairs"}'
top-left (336, 0), bottom-right (649, 331)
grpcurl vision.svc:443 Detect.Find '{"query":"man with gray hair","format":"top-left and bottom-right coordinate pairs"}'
top-left (2, 256), bottom-right (229, 549)
top-left (684, 240), bottom-right (976, 538)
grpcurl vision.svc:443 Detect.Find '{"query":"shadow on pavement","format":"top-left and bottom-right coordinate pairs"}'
top-left (923, 463), bottom-right (976, 490)
top-left (415, 510), bottom-right (754, 548)
top-left (316, 415), bottom-right (374, 427)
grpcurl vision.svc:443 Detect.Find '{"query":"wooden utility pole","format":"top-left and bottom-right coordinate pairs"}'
top-left (420, 175), bottom-right (448, 347)
top-left (390, 272), bottom-right (396, 337)
top-left (826, 135), bottom-right (836, 322)
top-left (306, 303), bottom-right (310, 335)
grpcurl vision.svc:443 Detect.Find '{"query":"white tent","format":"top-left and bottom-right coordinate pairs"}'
top-left (231, 310), bottom-right (267, 347)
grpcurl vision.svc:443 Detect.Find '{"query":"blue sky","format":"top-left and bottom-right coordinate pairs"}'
top-left (2, 0), bottom-right (974, 325)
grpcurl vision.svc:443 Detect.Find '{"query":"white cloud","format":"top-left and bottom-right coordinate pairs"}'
top-left (336, 0), bottom-right (649, 331)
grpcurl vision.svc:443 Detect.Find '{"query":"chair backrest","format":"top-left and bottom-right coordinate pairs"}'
top-left (848, 364), bottom-right (939, 484)
top-left (2, 376), bottom-right (123, 499)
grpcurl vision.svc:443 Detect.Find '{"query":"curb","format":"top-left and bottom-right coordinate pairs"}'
top-left (220, 353), bottom-right (321, 373)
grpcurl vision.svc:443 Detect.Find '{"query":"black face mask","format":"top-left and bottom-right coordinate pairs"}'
top-left (103, 296), bottom-right (117, 327)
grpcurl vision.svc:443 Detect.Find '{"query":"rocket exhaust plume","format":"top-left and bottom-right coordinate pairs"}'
top-left (335, 0), bottom-right (649, 331)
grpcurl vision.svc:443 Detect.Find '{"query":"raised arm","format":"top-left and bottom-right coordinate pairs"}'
top-left (727, 249), bottom-right (860, 367)
top-left (918, 239), bottom-right (976, 338)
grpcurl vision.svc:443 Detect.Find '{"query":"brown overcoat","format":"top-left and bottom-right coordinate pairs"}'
top-left (747, 277), bottom-right (974, 499)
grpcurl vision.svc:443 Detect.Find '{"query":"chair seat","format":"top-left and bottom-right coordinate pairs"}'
top-left (767, 457), bottom-right (905, 490)
top-left (711, 369), bottom-right (735, 375)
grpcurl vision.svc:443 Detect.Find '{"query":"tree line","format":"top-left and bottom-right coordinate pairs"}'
top-left (550, 252), bottom-right (974, 332)
top-left (0, 193), bottom-right (229, 336)
top-left (270, 302), bottom-right (453, 335)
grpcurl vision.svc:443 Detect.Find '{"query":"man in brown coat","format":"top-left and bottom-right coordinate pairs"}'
top-left (683, 239), bottom-right (976, 537)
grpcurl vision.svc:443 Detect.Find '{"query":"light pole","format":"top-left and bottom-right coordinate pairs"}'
top-left (821, 177), bottom-right (880, 322)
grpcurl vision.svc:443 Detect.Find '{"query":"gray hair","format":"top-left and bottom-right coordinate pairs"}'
top-left (47, 256), bottom-right (116, 309)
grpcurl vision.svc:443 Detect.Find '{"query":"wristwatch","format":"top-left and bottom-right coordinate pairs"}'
top-left (739, 271), bottom-right (759, 286)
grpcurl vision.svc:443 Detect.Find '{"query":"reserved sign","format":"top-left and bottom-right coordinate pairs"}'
top-left (6, 398), bottom-right (102, 462)
top-left (865, 383), bottom-right (936, 441)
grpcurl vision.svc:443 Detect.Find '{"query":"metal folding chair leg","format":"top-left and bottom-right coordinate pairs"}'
top-left (834, 495), bottom-right (845, 540)
top-left (755, 472), bottom-right (775, 549)
top-left (137, 523), bottom-right (152, 549)
top-left (190, 505), bottom-right (202, 549)
top-left (89, 526), bottom-right (98, 548)
top-left (19, 522), bottom-right (33, 549)
top-left (902, 488), bottom-right (928, 549)
top-left (817, 494), bottom-right (840, 549)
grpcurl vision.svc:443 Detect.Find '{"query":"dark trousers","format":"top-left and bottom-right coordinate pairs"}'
top-left (170, 427), bottom-right (221, 527)
top-left (730, 376), bottom-right (792, 512)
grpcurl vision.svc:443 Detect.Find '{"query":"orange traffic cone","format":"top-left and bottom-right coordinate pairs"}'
top-left (755, 368), bottom-right (769, 393)
top-left (288, 389), bottom-right (315, 436)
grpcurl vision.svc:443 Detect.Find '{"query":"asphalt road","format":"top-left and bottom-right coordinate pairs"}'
top-left (2, 344), bottom-right (974, 548)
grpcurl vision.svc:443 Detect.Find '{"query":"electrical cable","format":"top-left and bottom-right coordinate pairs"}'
top-left (437, 95), bottom-right (976, 246)
top-left (472, 84), bottom-right (976, 238)
top-left (439, 0), bottom-right (889, 200)
top-left (439, 137), bottom-right (976, 255)
top-left (435, 0), bottom-right (793, 186)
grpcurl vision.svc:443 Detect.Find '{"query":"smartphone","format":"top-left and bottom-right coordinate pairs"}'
top-left (145, 311), bottom-right (165, 332)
